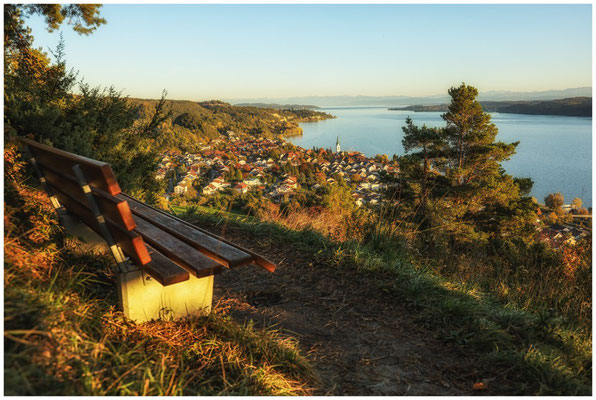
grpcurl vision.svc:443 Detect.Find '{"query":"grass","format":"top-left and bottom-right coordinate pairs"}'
top-left (4, 146), bottom-right (317, 396)
top-left (174, 204), bottom-right (592, 395)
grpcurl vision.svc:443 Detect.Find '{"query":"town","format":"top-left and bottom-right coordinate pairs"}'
top-left (156, 132), bottom-right (399, 208)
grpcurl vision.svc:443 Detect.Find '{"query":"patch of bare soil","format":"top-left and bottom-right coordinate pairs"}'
top-left (207, 224), bottom-right (484, 395)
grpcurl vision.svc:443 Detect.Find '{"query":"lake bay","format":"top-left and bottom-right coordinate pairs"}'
top-left (290, 107), bottom-right (592, 207)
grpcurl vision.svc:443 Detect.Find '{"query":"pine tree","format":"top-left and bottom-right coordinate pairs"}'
top-left (401, 117), bottom-right (446, 203)
top-left (442, 83), bottom-right (518, 187)
top-left (395, 83), bottom-right (536, 244)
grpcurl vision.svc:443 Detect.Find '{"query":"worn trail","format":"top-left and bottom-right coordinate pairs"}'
top-left (205, 223), bottom-right (484, 395)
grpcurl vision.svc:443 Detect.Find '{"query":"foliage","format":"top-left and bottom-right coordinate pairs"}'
top-left (5, 4), bottom-right (105, 40)
top-left (131, 98), bottom-right (333, 152)
top-left (395, 83), bottom-right (535, 245)
top-left (571, 197), bottom-right (582, 210)
top-left (545, 192), bottom-right (565, 211)
top-left (4, 5), bottom-right (166, 202)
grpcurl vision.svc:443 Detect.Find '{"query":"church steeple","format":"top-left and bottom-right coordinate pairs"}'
top-left (336, 136), bottom-right (341, 153)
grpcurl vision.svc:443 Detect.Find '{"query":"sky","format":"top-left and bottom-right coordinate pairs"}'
top-left (26, 4), bottom-right (592, 101)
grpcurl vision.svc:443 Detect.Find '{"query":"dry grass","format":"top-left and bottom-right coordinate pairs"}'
top-left (255, 204), bottom-right (371, 244)
top-left (4, 145), bottom-right (317, 396)
top-left (177, 204), bottom-right (592, 395)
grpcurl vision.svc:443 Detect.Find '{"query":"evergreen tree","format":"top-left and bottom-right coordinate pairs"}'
top-left (401, 117), bottom-right (446, 205)
top-left (442, 83), bottom-right (518, 188)
top-left (396, 83), bottom-right (535, 244)
top-left (4, 4), bottom-right (167, 203)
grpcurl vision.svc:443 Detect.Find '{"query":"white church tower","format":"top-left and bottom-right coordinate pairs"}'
top-left (336, 136), bottom-right (341, 153)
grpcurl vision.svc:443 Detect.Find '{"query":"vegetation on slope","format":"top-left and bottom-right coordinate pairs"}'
top-left (4, 143), bottom-right (317, 396)
top-left (392, 96), bottom-right (592, 117)
top-left (131, 99), bottom-right (333, 152)
top-left (172, 203), bottom-right (592, 395)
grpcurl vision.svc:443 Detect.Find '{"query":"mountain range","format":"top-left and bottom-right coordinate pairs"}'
top-left (228, 87), bottom-right (592, 108)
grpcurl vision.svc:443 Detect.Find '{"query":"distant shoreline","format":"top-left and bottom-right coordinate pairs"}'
top-left (389, 97), bottom-right (592, 117)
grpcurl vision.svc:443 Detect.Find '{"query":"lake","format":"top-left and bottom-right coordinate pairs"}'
top-left (289, 107), bottom-right (592, 207)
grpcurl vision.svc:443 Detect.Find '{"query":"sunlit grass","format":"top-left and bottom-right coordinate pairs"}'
top-left (178, 204), bottom-right (592, 395)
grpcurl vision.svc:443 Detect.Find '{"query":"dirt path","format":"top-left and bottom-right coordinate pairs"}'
top-left (208, 224), bottom-right (482, 395)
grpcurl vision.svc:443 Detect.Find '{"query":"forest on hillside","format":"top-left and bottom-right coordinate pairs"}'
top-left (131, 99), bottom-right (334, 152)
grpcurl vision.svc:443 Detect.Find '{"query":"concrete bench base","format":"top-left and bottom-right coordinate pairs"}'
top-left (61, 213), bottom-right (213, 323)
top-left (118, 267), bottom-right (212, 323)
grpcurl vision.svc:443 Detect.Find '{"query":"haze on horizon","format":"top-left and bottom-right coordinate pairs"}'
top-left (27, 4), bottom-right (592, 101)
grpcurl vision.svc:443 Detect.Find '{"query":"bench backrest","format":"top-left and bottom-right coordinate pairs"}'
top-left (20, 138), bottom-right (152, 266)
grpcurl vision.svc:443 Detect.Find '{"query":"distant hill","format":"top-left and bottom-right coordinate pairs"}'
top-left (234, 103), bottom-right (320, 110)
top-left (390, 97), bottom-right (592, 117)
top-left (227, 87), bottom-right (592, 108)
top-left (127, 98), bottom-right (334, 151)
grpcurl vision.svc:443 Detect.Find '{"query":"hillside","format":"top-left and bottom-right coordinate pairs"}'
top-left (6, 142), bottom-right (591, 395)
top-left (130, 99), bottom-right (334, 152)
top-left (390, 97), bottom-right (592, 117)
top-left (170, 205), bottom-right (592, 395)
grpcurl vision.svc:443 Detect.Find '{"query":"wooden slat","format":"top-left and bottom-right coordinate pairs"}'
top-left (121, 195), bottom-right (253, 268)
top-left (20, 138), bottom-right (121, 195)
top-left (134, 217), bottom-right (223, 278)
top-left (41, 164), bottom-right (136, 231)
top-left (120, 194), bottom-right (276, 272)
top-left (51, 185), bottom-right (151, 266)
top-left (144, 244), bottom-right (190, 286)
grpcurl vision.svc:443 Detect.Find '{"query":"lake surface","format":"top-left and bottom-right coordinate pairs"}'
top-left (289, 107), bottom-right (593, 207)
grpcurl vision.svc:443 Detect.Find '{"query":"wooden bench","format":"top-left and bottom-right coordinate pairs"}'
top-left (19, 138), bottom-right (275, 322)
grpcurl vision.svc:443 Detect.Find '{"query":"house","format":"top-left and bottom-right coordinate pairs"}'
top-left (202, 184), bottom-right (217, 195)
top-left (174, 185), bottom-right (187, 194)
top-left (244, 177), bottom-right (261, 186)
top-left (234, 182), bottom-right (249, 194)
top-left (277, 184), bottom-right (294, 194)
top-left (282, 177), bottom-right (298, 189)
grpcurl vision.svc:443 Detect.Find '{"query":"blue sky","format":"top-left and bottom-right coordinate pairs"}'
top-left (26, 4), bottom-right (592, 101)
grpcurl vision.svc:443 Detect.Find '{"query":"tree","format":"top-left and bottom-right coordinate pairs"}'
top-left (393, 83), bottom-right (535, 244)
top-left (173, 112), bottom-right (202, 130)
top-left (548, 211), bottom-right (559, 223)
top-left (577, 208), bottom-right (590, 215)
top-left (514, 177), bottom-right (534, 197)
top-left (401, 117), bottom-right (446, 203)
top-left (440, 84), bottom-right (535, 241)
top-left (442, 83), bottom-right (518, 186)
top-left (351, 174), bottom-right (363, 183)
top-left (572, 197), bottom-right (582, 210)
top-left (5, 3), bottom-right (167, 203)
top-left (545, 193), bottom-right (564, 211)
top-left (5, 4), bottom-right (105, 43)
